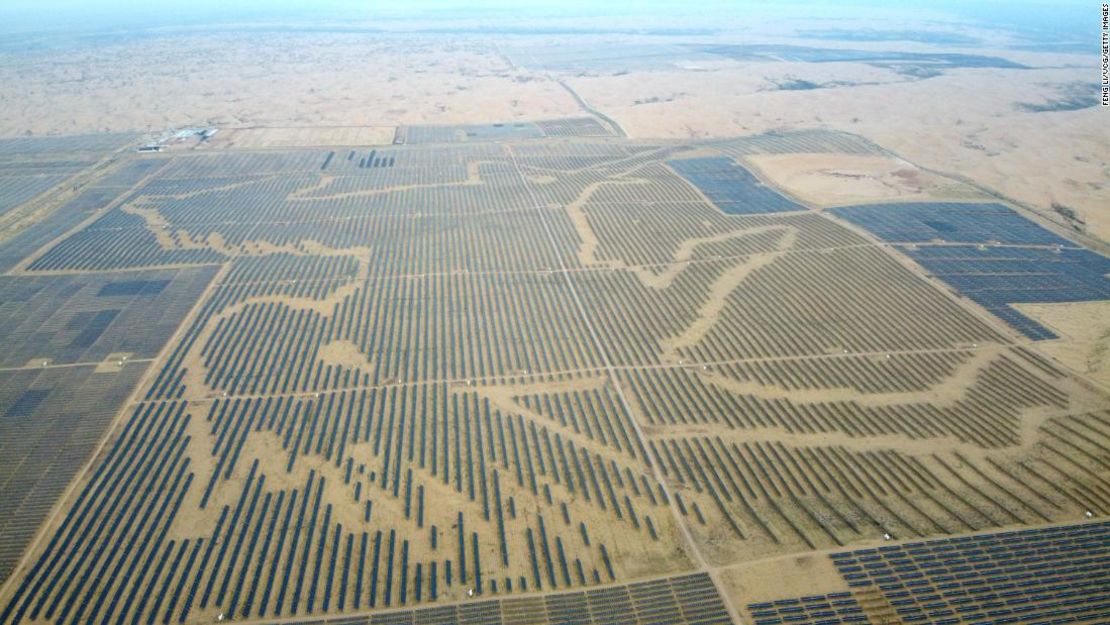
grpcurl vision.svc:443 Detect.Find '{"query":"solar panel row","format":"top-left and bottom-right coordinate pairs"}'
top-left (829, 202), bottom-right (1110, 340)
top-left (748, 522), bottom-right (1109, 625)
top-left (667, 157), bottom-right (806, 215)
top-left (262, 572), bottom-right (730, 625)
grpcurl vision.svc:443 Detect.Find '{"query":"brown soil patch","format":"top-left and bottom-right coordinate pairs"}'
top-left (745, 153), bottom-right (985, 207)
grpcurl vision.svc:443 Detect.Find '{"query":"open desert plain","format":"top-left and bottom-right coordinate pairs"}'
top-left (0, 3), bottom-right (1108, 625)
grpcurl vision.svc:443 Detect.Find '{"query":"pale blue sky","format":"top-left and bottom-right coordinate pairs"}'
top-left (0, 0), bottom-right (1095, 37)
top-left (0, 0), bottom-right (1092, 13)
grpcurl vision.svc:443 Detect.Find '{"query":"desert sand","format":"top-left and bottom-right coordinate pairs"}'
top-left (743, 153), bottom-right (987, 207)
top-left (1015, 300), bottom-right (1110, 390)
top-left (572, 63), bottom-right (1108, 242)
top-left (0, 32), bottom-right (581, 136)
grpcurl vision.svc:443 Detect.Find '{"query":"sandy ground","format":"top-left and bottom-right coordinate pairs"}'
top-left (1014, 301), bottom-right (1110, 390)
top-left (0, 32), bottom-right (581, 136)
top-left (743, 153), bottom-right (987, 207)
top-left (720, 552), bottom-right (848, 608)
top-left (1, 21), bottom-right (1104, 244)
top-left (572, 63), bottom-right (1109, 243)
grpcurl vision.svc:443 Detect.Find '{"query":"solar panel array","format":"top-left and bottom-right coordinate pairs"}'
top-left (905, 246), bottom-right (1110, 339)
top-left (837, 522), bottom-right (1110, 624)
top-left (829, 202), bottom-right (1110, 339)
top-left (828, 203), bottom-right (1073, 247)
top-left (269, 572), bottom-right (730, 625)
top-left (534, 118), bottom-right (613, 138)
top-left (399, 123), bottom-right (544, 145)
top-left (747, 522), bottom-right (1110, 625)
top-left (748, 593), bottom-right (866, 625)
top-left (0, 268), bottom-right (216, 367)
top-left (0, 364), bottom-right (147, 582)
top-left (709, 130), bottom-right (884, 157)
top-left (0, 170), bottom-right (73, 217)
top-left (0, 134), bottom-right (139, 155)
top-left (1, 128), bottom-right (1107, 625)
top-left (667, 157), bottom-right (806, 215)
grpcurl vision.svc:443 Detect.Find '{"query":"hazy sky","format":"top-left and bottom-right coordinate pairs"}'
top-left (0, 0), bottom-right (1096, 36)
top-left (0, 0), bottom-right (1093, 12)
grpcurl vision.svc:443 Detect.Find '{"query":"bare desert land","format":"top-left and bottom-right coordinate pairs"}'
top-left (1, 15), bottom-right (1106, 245)
top-left (0, 8), bottom-right (1107, 625)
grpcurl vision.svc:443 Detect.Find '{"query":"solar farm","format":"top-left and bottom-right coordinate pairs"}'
top-left (0, 123), bottom-right (1107, 625)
